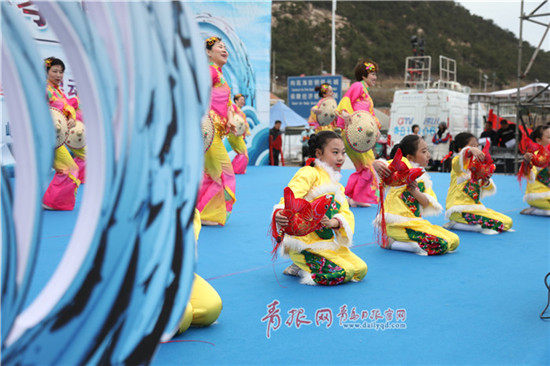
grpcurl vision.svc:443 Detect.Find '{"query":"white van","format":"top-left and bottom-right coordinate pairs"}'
top-left (387, 88), bottom-right (470, 151)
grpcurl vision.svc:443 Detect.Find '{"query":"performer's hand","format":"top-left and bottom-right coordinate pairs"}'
top-left (67, 118), bottom-right (76, 129)
top-left (226, 107), bottom-right (237, 134)
top-left (275, 210), bottom-right (289, 227)
top-left (320, 215), bottom-right (338, 229)
top-left (523, 152), bottom-right (533, 163)
top-left (468, 147), bottom-right (485, 161)
top-left (407, 180), bottom-right (419, 192)
top-left (226, 119), bottom-right (237, 134)
top-left (313, 108), bottom-right (322, 115)
top-left (372, 160), bottom-right (391, 178)
top-left (337, 110), bottom-right (351, 126)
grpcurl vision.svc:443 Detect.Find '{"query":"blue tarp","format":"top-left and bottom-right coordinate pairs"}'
top-left (269, 101), bottom-right (308, 129)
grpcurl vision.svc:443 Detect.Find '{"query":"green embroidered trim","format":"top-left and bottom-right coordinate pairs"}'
top-left (462, 213), bottom-right (505, 232)
top-left (405, 228), bottom-right (448, 255)
top-left (315, 195), bottom-right (340, 239)
top-left (462, 181), bottom-right (480, 203)
top-left (418, 181), bottom-right (425, 192)
top-left (399, 183), bottom-right (425, 217)
top-left (401, 191), bottom-right (421, 217)
top-left (209, 62), bottom-right (226, 85)
top-left (536, 167), bottom-right (550, 187)
top-left (302, 250), bottom-right (346, 285)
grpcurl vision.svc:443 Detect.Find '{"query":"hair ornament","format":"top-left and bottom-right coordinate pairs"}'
top-left (320, 83), bottom-right (330, 94)
top-left (206, 36), bottom-right (221, 48)
top-left (44, 58), bottom-right (52, 68)
top-left (364, 62), bottom-right (376, 73)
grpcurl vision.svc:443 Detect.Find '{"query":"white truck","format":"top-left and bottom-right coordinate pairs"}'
top-left (387, 87), bottom-right (470, 148)
top-left (387, 56), bottom-right (470, 154)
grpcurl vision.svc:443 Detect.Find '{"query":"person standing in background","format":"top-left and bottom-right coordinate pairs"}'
top-left (269, 120), bottom-right (283, 166)
top-left (300, 125), bottom-right (314, 165)
top-left (227, 93), bottom-right (250, 174)
top-left (431, 122), bottom-right (452, 172)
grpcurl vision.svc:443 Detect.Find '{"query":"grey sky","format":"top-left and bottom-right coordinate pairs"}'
top-left (456, 0), bottom-right (550, 51)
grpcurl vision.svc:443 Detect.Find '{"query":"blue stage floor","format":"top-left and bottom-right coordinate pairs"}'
top-left (28, 166), bottom-right (550, 365)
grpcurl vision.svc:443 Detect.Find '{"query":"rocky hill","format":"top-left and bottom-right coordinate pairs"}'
top-left (271, 1), bottom-right (550, 106)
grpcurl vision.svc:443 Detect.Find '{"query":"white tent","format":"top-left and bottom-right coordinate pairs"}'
top-left (374, 108), bottom-right (390, 131)
top-left (269, 101), bottom-right (308, 129)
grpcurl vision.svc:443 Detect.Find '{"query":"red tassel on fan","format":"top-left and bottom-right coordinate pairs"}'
top-left (375, 182), bottom-right (390, 249)
top-left (270, 209), bottom-right (284, 259)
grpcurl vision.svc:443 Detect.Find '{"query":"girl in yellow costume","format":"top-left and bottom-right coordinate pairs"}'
top-left (197, 36), bottom-right (237, 226)
top-left (336, 59), bottom-right (381, 207)
top-left (273, 131), bottom-right (367, 286)
top-left (374, 135), bottom-right (459, 255)
top-left (227, 93), bottom-right (250, 174)
top-left (43, 57), bottom-right (81, 210)
top-left (177, 209), bottom-right (222, 334)
top-left (520, 125), bottom-right (550, 216)
top-left (444, 132), bottom-right (513, 234)
top-left (308, 83), bottom-right (337, 133)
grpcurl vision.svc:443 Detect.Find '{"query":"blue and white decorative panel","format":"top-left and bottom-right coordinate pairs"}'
top-left (1, 1), bottom-right (208, 363)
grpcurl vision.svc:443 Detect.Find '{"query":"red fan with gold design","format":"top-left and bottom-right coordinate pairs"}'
top-left (271, 187), bottom-right (332, 258)
top-left (467, 141), bottom-right (495, 182)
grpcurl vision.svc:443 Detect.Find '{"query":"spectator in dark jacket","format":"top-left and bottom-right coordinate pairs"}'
top-left (480, 121), bottom-right (497, 146)
top-left (496, 120), bottom-right (521, 148)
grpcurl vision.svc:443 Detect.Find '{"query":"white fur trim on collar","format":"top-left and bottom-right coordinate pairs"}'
top-left (409, 161), bottom-right (433, 190)
top-left (314, 158), bottom-right (342, 183)
top-left (305, 184), bottom-right (346, 205)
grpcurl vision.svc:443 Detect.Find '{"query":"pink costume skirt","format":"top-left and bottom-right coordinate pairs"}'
top-left (43, 145), bottom-right (81, 210)
top-left (197, 133), bottom-right (236, 225)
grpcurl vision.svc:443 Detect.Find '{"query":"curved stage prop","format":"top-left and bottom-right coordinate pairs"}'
top-left (1, 1), bottom-right (208, 364)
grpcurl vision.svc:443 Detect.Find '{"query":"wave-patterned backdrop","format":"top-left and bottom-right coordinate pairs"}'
top-left (1, 1), bottom-right (210, 364)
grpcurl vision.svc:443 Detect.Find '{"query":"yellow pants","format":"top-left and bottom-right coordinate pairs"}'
top-left (289, 246), bottom-right (367, 285)
top-left (177, 274), bottom-right (222, 334)
top-left (450, 208), bottom-right (513, 233)
top-left (226, 134), bottom-right (247, 155)
top-left (527, 198), bottom-right (550, 210)
top-left (387, 219), bottom-right (460, 255)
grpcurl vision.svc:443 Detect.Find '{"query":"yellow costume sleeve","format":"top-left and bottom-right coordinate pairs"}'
top-left (333, 184), bottom-right (355, 245)
top-left (419, 176), bottom-right (443, 217)
top-left (336, 96), bottom-right (353, 115)
top-left (278, 167), bottom-right (318, 204)
top-left (308, 105), bottom-right (318, 125)
top-left (193, 208), bottom-right (201, 241)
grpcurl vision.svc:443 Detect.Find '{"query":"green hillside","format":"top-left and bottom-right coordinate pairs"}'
top-left (271, 1), bottom-right (549, 92)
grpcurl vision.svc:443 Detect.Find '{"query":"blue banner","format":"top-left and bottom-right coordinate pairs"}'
top-left (287, 75), bottom-right (343, 119)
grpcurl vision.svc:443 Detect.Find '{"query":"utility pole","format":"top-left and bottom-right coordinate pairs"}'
top-left (331, 0), bottom-right (336, 75)
top-left (272, 50), bottom-right (276, 93)
top-left (515, 0), bottom-right (524, 174)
